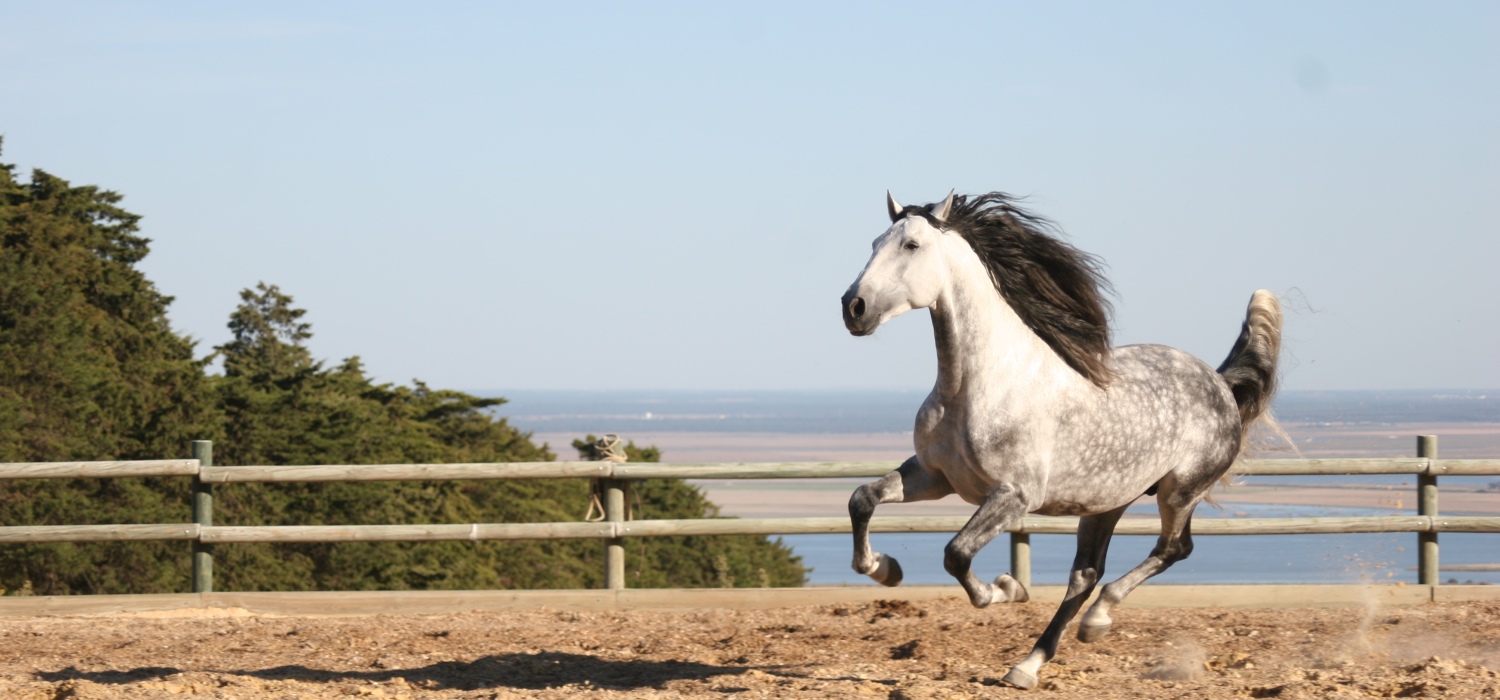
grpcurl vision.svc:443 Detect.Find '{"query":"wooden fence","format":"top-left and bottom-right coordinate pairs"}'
top-left (1, 436), bottom-right (1497, 599)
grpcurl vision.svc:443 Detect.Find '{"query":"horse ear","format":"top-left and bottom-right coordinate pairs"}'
top-left (886, 191), bottom-right (904, 223)
top-left (930, 190), bottom-right (956, 223)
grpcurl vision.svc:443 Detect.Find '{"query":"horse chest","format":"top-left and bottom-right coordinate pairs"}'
top-left (914, 402), bottom-right (1032, 505)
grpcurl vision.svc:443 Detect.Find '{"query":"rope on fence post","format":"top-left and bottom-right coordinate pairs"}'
top-left (191, 440), bottom-right (214, 594)
top-left (1418, 435), bottom-right (1438, 587)
top-left (586, 435), bottom-right (630, 591)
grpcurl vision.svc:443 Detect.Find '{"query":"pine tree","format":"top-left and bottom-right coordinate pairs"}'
top-left (0, 140), bottom-right (218, 594)
top-left (206, 283), bottom-right (600, 591)
top-left (0, 143), bottom-right (807, 594)
top-left (0, 139), bottom-right (217, 462)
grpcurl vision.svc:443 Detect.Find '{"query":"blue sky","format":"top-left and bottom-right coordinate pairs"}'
top-left (2, 2), bottom-right (1496, 392)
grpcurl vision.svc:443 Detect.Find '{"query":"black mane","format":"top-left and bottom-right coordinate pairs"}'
top-left (909, 193), bottom-right (1115, 386)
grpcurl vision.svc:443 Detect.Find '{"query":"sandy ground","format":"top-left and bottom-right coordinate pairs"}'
top-left (2, 599), bottom-right (1497, 699)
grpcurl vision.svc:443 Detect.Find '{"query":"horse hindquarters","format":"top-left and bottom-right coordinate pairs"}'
top-left (1073, 290), bottom-right (1283, 633)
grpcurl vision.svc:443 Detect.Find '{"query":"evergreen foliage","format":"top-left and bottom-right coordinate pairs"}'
top-left (207, 283), bottom-right (596, 592)
top-left (0, 139), bottom-right (218, 593)
top-left (0, 138), bottom-right (218, 462)
top-left (0, 144), bottom-right (807, 594)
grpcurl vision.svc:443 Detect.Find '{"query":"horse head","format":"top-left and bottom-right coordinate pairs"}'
top-left (840, 190), bottom-right (957, 336)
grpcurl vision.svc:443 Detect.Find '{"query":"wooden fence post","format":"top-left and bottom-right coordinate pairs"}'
top-left (191, 440), bottom-right (214, 593)
top-left (604, 479), bottom-right (626, 590)
top-left (1010, 532), bottom-right (1032, 589)
top-left (1417, 435), bottom-right (1438, 587)
top-left (583, 435), bottom-right (630, 591)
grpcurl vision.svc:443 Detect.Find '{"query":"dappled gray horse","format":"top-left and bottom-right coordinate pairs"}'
top-left (840, 191), bottom-right (1281, 689)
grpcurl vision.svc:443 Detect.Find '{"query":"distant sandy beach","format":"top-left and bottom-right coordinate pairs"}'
top-left (530, 430), bottom-right (916, 464)
top-left (531, 421), bottom-right (1500, 518)
top-left (532, 420), bottom-right (1500, 463)
top-left (693, 479), bottom-right (1500, 519)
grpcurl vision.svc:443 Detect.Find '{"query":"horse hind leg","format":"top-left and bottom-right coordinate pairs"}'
top-left (849, 457), bottom-right (953, 587)
top-left (1078, 493), bottom-right (1201, 641)
top-left (1002, 505), bottom-right (1127, 690)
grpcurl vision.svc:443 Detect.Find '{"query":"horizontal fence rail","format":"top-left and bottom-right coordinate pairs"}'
top-left (5, 515), bottom-right (1495, 547)
top-left (0, 524), bottom-right (202, 543)
top-left (13, 457), bottom-right (1492, 483)
top-left (0, 459), bottom-right (202, 480)
top-left (0, 436), bottom-right (1495, 596)
top-left (185, 458), bottom-right (1500, 482)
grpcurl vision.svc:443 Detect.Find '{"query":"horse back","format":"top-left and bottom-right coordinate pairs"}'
top-left (1041, 344), bottom-right (1241, 509)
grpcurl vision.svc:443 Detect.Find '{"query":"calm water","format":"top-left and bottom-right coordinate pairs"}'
top-left (784, 503), bottom-right (1500, 586)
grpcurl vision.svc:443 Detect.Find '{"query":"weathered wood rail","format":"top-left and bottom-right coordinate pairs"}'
top-left (1, 436), bottom-right (1496, 599)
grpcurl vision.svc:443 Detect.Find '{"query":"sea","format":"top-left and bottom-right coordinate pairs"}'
top-left (490, 389), bottom-right (1499, 587)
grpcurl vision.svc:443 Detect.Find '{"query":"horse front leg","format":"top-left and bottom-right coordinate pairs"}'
top-left (942, 483), bottom-right (1030, 608)
top-left (849, 456), bottom-right (952, 587)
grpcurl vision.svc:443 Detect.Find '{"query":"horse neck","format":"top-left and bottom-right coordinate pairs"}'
top-left (929, 242), bottom-right (1083, 406)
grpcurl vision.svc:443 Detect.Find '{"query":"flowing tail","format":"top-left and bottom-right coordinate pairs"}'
top-left (1217, 290), bottom-right (1283, 448)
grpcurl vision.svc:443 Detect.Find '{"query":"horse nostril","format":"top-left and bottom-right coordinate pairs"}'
top-left (850, 297), bottom-right (866, 319)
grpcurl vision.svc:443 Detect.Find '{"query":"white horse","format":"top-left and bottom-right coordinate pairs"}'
top-left (841, 191), bottom-right (1281, 689)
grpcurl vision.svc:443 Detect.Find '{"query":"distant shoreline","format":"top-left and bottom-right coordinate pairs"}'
top-left (502, 389), bottom-right (1500, 440)
top-left (532, 419), bottom-right (1500, 463)
top-left (696, 481), bottom-right (1500, 519)
top-left (1209, 484), bottom-right (1499, 516)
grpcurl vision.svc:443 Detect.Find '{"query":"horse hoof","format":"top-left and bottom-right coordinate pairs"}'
top-left (1077, 622), bottom-right (1112, 643)
top-left (1002, 666), bottom-right (1038, 690)
top-left (995, 574), bottom-right (1029, 603)
top-left (872, 554), bottom-right (904, 587)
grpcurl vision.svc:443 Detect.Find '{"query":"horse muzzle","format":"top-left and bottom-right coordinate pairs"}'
top-left (842, 287), bottom-right (875, 336)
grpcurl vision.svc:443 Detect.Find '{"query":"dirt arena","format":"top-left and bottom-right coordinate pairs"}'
top-left (2, 598), bottom-right (1497, 699)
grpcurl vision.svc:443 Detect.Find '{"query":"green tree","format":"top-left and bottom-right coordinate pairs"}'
top-left (0, 144), bottom-right (806, 594)
top-left (0, 139), bottom-right (217, 462)
top-left (0, 140), bottom-right (218, 594)
top-left (206, 283), bottom-right (599, 592)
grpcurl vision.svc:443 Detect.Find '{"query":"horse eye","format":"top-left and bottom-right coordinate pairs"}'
top-left (903, 241), bottom-right (919, 251)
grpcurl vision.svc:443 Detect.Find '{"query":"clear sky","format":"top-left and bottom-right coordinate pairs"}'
top-left (2, 2), bottom-right (1496, 392)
